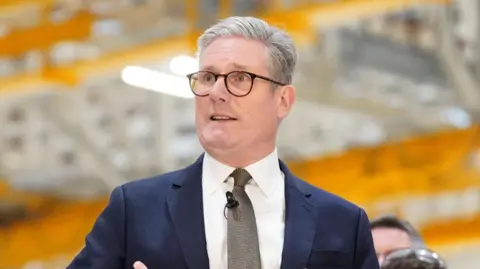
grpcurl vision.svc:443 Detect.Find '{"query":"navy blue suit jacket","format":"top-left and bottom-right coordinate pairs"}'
top-left (68, 157), bottom-right (379, 269)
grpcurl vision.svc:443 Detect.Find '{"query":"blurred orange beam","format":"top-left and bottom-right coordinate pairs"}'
top-left (289, 126), bottom-right (480, 204)
top-left (0, 0), bottom-right (53, 16)
top-left (0, 0), bottom-right (54, 7)
top-left (0, 180), bottom-right (53, 213)
top-left (423, 214), bottom-right (480, 247)
top-left (0, 11), bottom-right (95, 56)
top-left (0, 198), bottom-right (108, 268)
top-left (185, 0), bottom-right (199, 50)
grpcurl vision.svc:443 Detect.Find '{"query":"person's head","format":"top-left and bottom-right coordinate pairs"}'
top-left (371, 215), bottom-right (425, 265)
top-left (381, 248), bottom-right (447, 269)
top-left (191, 16), bottom-right (297, 167)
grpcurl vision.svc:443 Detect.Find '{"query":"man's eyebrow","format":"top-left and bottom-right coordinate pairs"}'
top-left (230, 63), bottom-right (248, 70)
top-left (200, 65), bottom-right (215, 72)
top-left (200, 63), bottom-right (249, 72)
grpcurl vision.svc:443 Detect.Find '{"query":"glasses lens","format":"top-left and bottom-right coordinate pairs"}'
top-left (189, 71), bottom-right (215, 95)
top-left (226, 71), bottom-right (253, 96)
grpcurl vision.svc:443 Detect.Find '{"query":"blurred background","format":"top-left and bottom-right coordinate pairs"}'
top-left (0, 0), bottom-right (479, 268)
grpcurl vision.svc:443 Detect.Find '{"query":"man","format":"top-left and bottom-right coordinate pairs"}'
top-left (371, 215), bottom-right (425, 265)
top-left (68, 16), bottom-right (379, 269)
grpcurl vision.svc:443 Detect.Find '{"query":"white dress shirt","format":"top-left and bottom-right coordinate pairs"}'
top-left (202, 149), bottom-right (285, 269)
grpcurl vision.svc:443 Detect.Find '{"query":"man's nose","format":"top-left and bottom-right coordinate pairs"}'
top-left (209, 77), bottom-right (229, 101)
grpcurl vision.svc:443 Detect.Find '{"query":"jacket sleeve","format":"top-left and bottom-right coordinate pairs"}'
top-left (67, 186), bottom-right (126, 269)
top-left (353, 208), bottom-right (380, 269)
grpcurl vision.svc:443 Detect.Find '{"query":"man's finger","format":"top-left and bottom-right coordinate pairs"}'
top-left (133, 261), bottom-right (148, 269)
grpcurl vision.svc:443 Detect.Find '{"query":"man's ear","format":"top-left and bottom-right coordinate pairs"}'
top-left (277, 85), bottom-right (295, 119)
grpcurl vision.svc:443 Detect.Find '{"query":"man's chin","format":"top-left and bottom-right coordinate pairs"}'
top-left (203, 139), bottom-right (234, 149)
top-left (199, 133), bottom-right (236, 150)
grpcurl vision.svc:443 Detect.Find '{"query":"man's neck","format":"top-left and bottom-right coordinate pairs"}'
top-left (206, 144), bottom-right (276, 168)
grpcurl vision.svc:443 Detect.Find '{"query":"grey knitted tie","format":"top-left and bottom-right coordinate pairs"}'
top-left (227, 168), bottom-right (262, 269)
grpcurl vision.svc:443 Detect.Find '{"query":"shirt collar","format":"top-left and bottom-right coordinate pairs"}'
top-left (202, 148), bottom-right (282, 197)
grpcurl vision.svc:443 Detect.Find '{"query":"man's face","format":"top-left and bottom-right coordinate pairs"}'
top-left (372, 227), bottom-right (413, 265)
top-left (195, 36), bottom-right (295, 158)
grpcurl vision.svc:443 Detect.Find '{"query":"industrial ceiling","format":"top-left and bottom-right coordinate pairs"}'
top-left (0, 0), bottom-right (478, 200)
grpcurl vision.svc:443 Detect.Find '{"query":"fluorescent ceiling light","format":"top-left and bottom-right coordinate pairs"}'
top-left (121, 65), bottom-right (194, 99)
top-left (169, 55), bottom-right (198, 76)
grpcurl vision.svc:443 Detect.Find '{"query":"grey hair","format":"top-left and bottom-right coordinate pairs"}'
top-left (196, 16), bottom-right (298, 85)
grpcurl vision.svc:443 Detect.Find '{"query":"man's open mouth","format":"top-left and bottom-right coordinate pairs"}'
top-left (210, 116), bottom-right (237, 121)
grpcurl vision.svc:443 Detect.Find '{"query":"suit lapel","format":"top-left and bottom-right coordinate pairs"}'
top-left (280, 161), bottom-right (318, 269)
top-left (167, 155), bottom-right (209, 269)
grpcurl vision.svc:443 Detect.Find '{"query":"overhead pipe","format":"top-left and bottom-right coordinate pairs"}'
top-left (435, 5), bottom-right (480, 112)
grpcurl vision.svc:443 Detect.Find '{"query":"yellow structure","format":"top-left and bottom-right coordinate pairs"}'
top-left (0, 1), bottom-right (89, 57)
top-left (0, 0), bottom-right (449, 92)
top-left (290, 126), bottom-right (480, 200)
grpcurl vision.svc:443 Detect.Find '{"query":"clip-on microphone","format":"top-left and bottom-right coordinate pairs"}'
top-left (224, 191), bottom-right (239, 219)
top-left (225, 191), bottom-right (239, 209)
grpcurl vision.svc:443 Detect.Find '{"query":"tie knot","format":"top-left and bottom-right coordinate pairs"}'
top-left (230, 168), bottom-right (252, 188)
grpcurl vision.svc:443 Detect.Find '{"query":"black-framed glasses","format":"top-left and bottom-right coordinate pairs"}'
top-left (186, 70), bottom-right (286, 97)
top-left (382, 248), bottom-right (447, 269)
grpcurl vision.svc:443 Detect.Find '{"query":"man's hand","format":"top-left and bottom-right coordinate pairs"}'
top-left (133, 261), bottom-right (148, 269)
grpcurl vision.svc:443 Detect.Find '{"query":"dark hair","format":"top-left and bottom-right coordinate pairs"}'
top-left (370, 215), bottom-right (424, 247)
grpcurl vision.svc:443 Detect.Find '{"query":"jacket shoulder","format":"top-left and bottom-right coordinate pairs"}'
top-left (119, 168), bottom-right (185, 201)
top-left (296, 178), bottom-right (364, 217)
